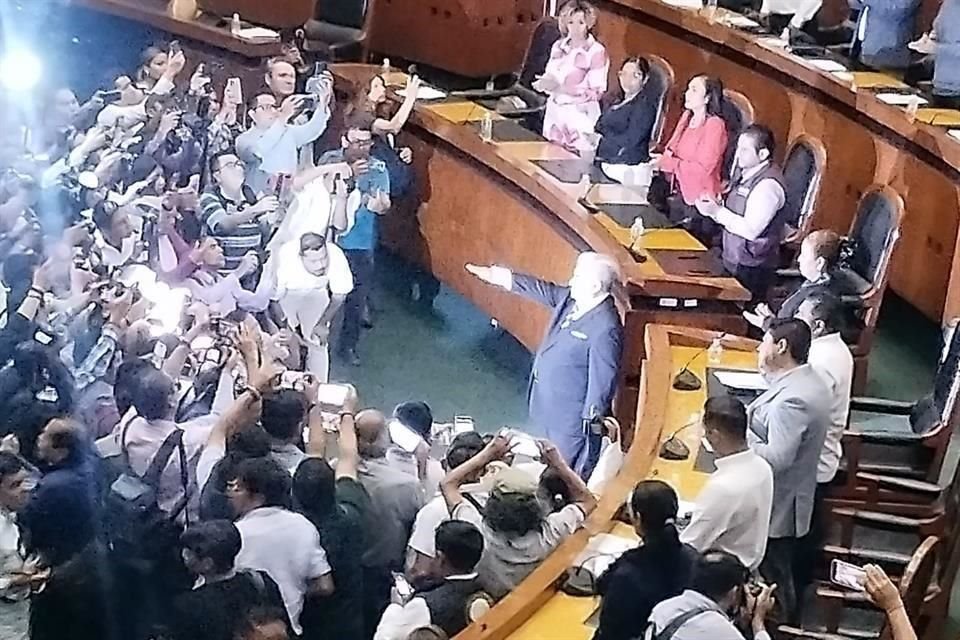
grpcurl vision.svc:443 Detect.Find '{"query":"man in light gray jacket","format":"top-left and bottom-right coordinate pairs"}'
top-left (748, 317), bottom-right (829, 622)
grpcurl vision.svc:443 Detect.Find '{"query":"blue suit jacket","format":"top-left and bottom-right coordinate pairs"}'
top-left (512, 275), bottom-right (623, 441)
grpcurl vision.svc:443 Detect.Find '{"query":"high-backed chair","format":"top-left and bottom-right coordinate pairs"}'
top-left (720, 89), bottom-right (755, 180)
top-left (647, 55), bottom-right (676, 150)
top-left (198, 0), bottom-right (314, 28)
top-left (831, 319), bottom-right (960, 501)
top-left (776, 536), bottom-right (939, 640)
top-left (838, 186), bottom-right (905, 391)
top-left (781, 135), bottom-right (827, 252)
top-left (298, 0), bottom-right (378, 61)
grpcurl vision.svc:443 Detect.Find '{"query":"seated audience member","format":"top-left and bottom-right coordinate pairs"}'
top-left (760, 0), bottom-right (824, 39)
top-left (293, 389), bottom-right (371, 640)
top-left (652, 75), bottom-right (727, 217)
top-left (744, 229), bottom-right (843, 328)
top-left (354, 410), bottom-right (426, 639)
top-left (375, 521), bottom-right (486, 640)
top-left (185, 238), bottom-right (275, 315)
top-left (236, 606), bottom-right (293, 640)
top-left (908, 0), bottom-right (960, 106)
top-left (443, 435), bottom-right (597, 599)
top-left (273, 233), bottom-right (354, 383)
top-left (20, 418), bottom-right (101, 566)
top-left (199, 151), bottom-right (279, 273)
top-left (236, 88), bottom-right (332, 194)
top-left (407, 432), bottom-right (486, 588)
top-left (680, 397), bottom-right (773, 570)
top-left (594, 56), bottom-right (658, 166)
top-left (320, 113), bottom-right (391, 365)
top-left (749, 318), bottom-right (829, 620)
top-left (169, 520), bottom-right (289, 640)
top-left (647, 550), bottom-right (777, 640)
top-left (92, 201), bottom-right (142, 268)
top-left (695, 125), bottom-right (786, 299)
top-left (858, 0), bottom-right (923, 69)
top-left (593, 480), bottom-right (698, 640)
top-left (534, 1), bottom-right (610, 151)
top-left (229, 457), bottom-right (334, 636)
top-left (260, 388), bottom-right (309, 474)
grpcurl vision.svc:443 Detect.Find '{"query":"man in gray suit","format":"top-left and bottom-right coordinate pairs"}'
top-left (465, 253), bottom-right (623, 479)
top-left (748, 318), bottom-right (830, 622)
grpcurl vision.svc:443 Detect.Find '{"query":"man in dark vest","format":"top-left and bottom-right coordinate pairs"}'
top-left (372, 520), bottom-right (486, 640)
top-left (694, 124), bottom-right (787, 300)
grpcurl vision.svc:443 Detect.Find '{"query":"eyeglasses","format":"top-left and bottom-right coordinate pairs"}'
top-left (219, 160), bottom-right (243, 171)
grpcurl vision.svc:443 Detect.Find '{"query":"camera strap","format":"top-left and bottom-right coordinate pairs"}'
top-left (651, 606), bottom-right (713, 640)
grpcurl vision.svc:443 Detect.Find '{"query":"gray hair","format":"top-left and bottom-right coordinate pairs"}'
top-left (577, 252), bottom-right (622, 293)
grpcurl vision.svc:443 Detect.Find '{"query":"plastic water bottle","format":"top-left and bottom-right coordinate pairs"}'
top-left (486, 77), bottom-right (496, 92)
top-left (381, 58), bottom-right (391, 77)
top-left (480, 112), bottom-right (494, 142)
top-left (707, 336), bottom-right (724, 366)
top-left (230, 13), bottom-right (241, 36)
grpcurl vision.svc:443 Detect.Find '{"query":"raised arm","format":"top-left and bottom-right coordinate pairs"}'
top-left (538, 439), bottom-right (598, 515)
top-left (441, 434), bottom-right (511, 514)
top-left (373, 76), bottom-right (420, 136)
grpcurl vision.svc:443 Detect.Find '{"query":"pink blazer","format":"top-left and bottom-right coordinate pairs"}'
top-left (659, 112), bottom-right (728, 205)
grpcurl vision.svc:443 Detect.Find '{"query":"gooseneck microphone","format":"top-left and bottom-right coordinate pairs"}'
top-left (671, 333), bottom-right (726, 392)
top-left (659, 416), bottom-right (701, 461)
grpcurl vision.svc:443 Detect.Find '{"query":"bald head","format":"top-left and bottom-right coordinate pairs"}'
top-left (355, 409), bottom-right (388, 458)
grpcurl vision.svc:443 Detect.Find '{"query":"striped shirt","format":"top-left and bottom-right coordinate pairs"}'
top-left (198, 185), bottom-right (264, 272)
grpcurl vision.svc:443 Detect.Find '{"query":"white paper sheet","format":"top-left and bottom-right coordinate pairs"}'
top-left (876, 93), bottom-right (929, 106)
top-left (722, 14), bottom-right (760, 27)
top-left (804, 59), bottom-right (848, 73)
top-left (662, 0), bottom-right (703, 9)
top-left (236, 27), bottom-right (280, 40)
top-left (949, 130), bottom-right (960, 143)
top-left (714, 370), bottom-right (768, 391)
top-left (396, 85), bottom-right (447, 100)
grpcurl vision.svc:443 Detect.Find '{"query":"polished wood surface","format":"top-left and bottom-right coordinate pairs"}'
top-left (70, 0), bottom-right (285, 58)
top-left (454, 325), bottom-right (758, 640)
top-left (591, 0), bottom-right (960, 325)
top-left (367, 0), bottom-right (544, 78)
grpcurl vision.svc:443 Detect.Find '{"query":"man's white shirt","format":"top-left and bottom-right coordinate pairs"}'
top-left (808, 332), bottom-right (854, 483)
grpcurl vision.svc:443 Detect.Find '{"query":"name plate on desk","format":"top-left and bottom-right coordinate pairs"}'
top-left (648, 249), bottom-right (728, 277)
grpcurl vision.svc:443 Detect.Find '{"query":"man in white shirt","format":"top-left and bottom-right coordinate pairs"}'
top-left (694, 125), bottom-right (787, 300)
top-left (680, 396), bottom-right (773, 570)
top-left (92, 201), bottom-right (142, 269)
top-left (375, 520), bottom-right (486, 640)
top-left (229, 457), bottom-right (334, 635)
top-left (273, 232), bottom-right (353, 382)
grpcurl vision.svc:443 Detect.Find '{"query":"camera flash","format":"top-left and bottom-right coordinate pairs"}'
top-left (0, 49), bottom-right (43, 92)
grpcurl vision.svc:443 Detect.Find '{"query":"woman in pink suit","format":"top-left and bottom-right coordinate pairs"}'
top-left (534, 1), bottom-right (610, 151)
top-left (656, 75), bottom-right (728, 215)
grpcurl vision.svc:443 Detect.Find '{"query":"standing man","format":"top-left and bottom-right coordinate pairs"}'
top-left (694, 125), bottom-right (787, 300)
top-left (320, 113), bottom-right (391, 367)
top-left (748, 318), bottom-right (829, 621)
top-left (465, 251), bottom-right (623, 478)
top-left (273, 232), bottom-right (354, 382)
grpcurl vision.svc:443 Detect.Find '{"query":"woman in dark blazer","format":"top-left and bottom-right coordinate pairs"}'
top-left (592, 480), bottom-right (699, 640)
top-left (594, 57), bottom-right (659, 165)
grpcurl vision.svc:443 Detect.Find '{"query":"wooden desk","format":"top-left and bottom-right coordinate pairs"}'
top-left (332, 65), bottom-right (749, 431)
top-left (591, 0), bottom-right (960, 325)
top-left (456, 325), bottom-right (758, 640)
top-left (71, 0), bottom-right (284, 59)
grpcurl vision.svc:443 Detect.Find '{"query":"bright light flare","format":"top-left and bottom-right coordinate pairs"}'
top-left (0, 50), bottom-right (43, 93)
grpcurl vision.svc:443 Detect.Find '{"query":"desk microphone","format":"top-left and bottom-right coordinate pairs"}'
top-left (659, 416), bottom-right (701, 461)
top-left (672, 333), bottom-right (726, 392)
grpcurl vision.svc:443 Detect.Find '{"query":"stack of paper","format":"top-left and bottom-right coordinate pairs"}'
top-left (662, 0), bottom-right (704, 9)
top-left (948, 130), bottom-right (960, 142)
top-left (876, 93), bottom-right (929, 106)
top-left (722, 14), bottom-right (760, 27)
top-left (396, 85), bottom-right (447, 100)
top-left (236, 27), bottom-right (280, 41)
top-left (714, 370), bottom-right (768, 391)
top-left (805, 59), bottom-right (848, 73)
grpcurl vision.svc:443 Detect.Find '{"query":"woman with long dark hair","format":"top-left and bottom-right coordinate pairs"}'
top-left (592, 480), bottom-right (698, 640)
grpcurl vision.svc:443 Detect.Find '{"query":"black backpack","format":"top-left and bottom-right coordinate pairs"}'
top-left (104, 423), bottom-right (190, 563)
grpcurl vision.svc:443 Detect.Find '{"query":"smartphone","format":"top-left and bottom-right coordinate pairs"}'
top-left (509, 432), bottom-right (541, 459)
top-left (169, 40), bottom-right (182, 54)
top-left (388, 420), bottom-right (423, 453)
top-left (316, 383), bottom-right (350, 407)
top-left (280, 371), bottom-right (306, 389)
top-left (830, 559), bottom-right (867, 591)
top-left (453, 415), bottom-right (475, 434)
top-left (99, 89), bottom-right (123, 104)
top-left (33, 330), bottom-right (53, 346)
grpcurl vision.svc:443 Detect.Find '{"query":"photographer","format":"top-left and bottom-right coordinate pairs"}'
top-left (646, 550), bottom-right (777, 640)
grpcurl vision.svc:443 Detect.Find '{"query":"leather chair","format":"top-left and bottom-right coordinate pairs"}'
top-left (460, 15), bottom-right (561, 131)
top-left (776, 536), bottom-right (938, 640)
top-left (647, 55), bottom-right (676, 150)
top-left (720, 89), bottom-right (755, 180)
top-left (298, 0), bottom-right (378, 61)
top-left (198, 0), bottom-right (313, 29)
top-left (830, 319), bottom-right (960, 500)
top-left (839, 186), bottom-right (906, 392)
top-left (781, 135), bottom-right (827, 258)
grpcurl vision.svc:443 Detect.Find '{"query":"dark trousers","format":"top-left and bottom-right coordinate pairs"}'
top-left (760, 536), bottom-right (799, 624)
top-left (726, 261), bottom-right (775, 301)
top-left (362, 566), bottom-right (393, 640)
top-left (341, 249), bottom-right (375, 354)
top-left (794, 482), bottom-right (830, 616)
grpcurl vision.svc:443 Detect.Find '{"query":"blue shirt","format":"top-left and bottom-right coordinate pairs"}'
top-left (320, 151), bottom-right (390, 251)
